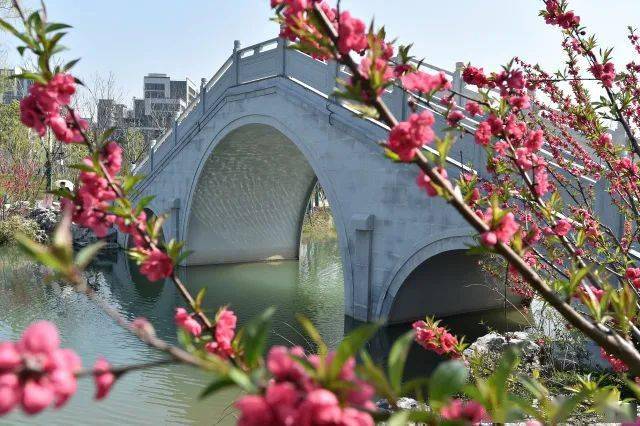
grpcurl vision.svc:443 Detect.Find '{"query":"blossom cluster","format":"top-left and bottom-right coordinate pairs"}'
top-left (477, 208), bottom-right (520, 248)
top-left (0, 321), bottom-right (81, 415)
top-left (18, 67), bottom-right (174, 283)
top-left (174, 307), bottom-right (237, 359)
top-left (235, 346), bottom-right (374, 425)
top-left (440, 398), bottom-right (488, 424)
top-left (19, 73), bottom-right (88, 142)
top-left (412, 319), bottom-right (462, 358)
top-left (387, 111), bottom-right (435, 161)
top-left (60, 141), bottom-right (173, 283)
top-left (0, 321), bottom-right (114, 415)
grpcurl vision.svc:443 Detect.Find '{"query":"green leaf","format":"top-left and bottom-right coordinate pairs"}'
top-left (228, 366), bottom-right (258, 393)
top-left (74, 241), bottom-right (106, 270)
top-left (387, 411), bottom-right (409, 426)
top-left (428, 360), bottom-right (468, 404)
top-left (122, 175), bottom-right (144, 193)
top-left (137, 195), bottom-right (155, 211)
top-left (240, 307), bottom-right (276, 368)
top-left (69, 162), bottom-right (96, 173)
top-left (16, 234), bottom-right (65, 273)
top-left (98, 127), bottom-right (116, 144)
top-left (329, 322), bottom-right (380, 380)
top-left (297, 314), bottom-right (327, 357)
top-left (199, 376), bottom-right (236, 399)
top-left (195, 288), bottom-right (206, 312)
top-left (387, 330), bottom-right (415, 393)
top-left (12, 72), bottom-right (47, 85)
top-left (45, 22), bottom-right (73, 33)
top-left (358, 350), bottom-right (396, 402)
top-left (62, 58), bottom-right (80, 72)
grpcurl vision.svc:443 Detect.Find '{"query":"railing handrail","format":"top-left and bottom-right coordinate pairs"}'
top-left (132, 37), bottom-right (498, 176)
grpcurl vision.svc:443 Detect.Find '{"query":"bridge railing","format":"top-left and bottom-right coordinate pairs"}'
top-left (133, 37), bottom-right (475, 175)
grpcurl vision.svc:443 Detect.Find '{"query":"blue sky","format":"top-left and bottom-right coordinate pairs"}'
top-left (2, 1), bottom-right (640, 104)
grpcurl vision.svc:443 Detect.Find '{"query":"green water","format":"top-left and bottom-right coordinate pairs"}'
top-left (0, 239), bottom-right (525, 425)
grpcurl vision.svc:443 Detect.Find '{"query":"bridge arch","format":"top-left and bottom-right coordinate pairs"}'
top-left (182, 115), bottom-right (353, 309)
top-left (376, 234), bottom-right (504, 323)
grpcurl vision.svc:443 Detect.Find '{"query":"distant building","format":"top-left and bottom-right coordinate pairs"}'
top-left (0, 67), bottom-right (32, 104)
top-left (133, 73), bottom-right (198, 141)
top-left (97, 73), bottom-right (199, 144)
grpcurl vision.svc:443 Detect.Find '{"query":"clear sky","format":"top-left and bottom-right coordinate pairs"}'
top-left (2, 1), bottom-right (639, 104)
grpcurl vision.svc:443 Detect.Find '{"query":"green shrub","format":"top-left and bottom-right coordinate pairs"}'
top-left (0, 215), bottom-right (42, 246)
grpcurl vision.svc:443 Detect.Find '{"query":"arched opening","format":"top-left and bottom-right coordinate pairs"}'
top-left (185, 123), bottom-right (345, 268)
top-left (388, 249), bottom-right (504, 324)
top-left (183, 123), bottom-right (346, 342)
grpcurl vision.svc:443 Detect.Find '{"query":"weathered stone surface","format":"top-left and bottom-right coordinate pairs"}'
top-left (464, 331), bottom-right (541, 365)
top-left (376, 397), bottom-right (424, 414)
top-left (28, 206), bottom-right (59, 236)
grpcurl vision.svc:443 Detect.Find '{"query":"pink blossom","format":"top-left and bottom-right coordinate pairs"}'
top-left (596, 133), bottom-right (613, 148)
top-left (507, 69), bottom-right (526, 90)
top-left (0, 374), bottom-right (20, 415)
top-left (509, 95), bottom-right (531, 110)
top-left (19, 95), bottom-right (49, 136)
top-left (49, 111), bottom-right (88, 144)
top-left (416, 168), bottom-right (447, 197)
top-left (0, 344), bottom-right (20, 371)
top-left (19, 321), bottom-right (60, 355)
top-left (474, 121), bottom-right (492, 146)
top-left (48, 73), bottom-right (76, 105)
top-left (336, 11), bottom-right (367, 54)
top-left (480, 210), bottom-right (520, 247)
top-left (516, 147), bottom-right (533, 170)
top-left (462, 66), bottom-right (489, 87)
top-left (487, 114), bottom-right (504, 135)
top-left (267, 346), bottom-right (308, 383)
top-left (626, 267), bottom-right (640, 288)
top-left (554, 219), bottom-right (572, 236)
top-left (22, 381), bottom-right (54, 415)
top-left (387, 111), bottom-right (435, 161)
top-left (401, 70), bottom-right (451, 93)
top-left (441, 399), bottom-right (488, 424)
top-left (590, 62), bottom-right (616, 88)
top-left (465, 101), bottom-right (483, 117)
top-left (533, 166), bottom-right (551, 196)
top-left (93, 357), bottom-right (116, 400)
top-left (357, 57), bottom-right (394, 98)
top-left (265, 382), bottom-right (299, 424)
top-left (0, 321), bottom-right (81, 415)
top-left (412, 320), bottom-right (461, 357)
top-left (174, 308), bottom-right (202, 337)
top-left (525, 130), bottom-right (544, 153)
top-left (205, 308), bottom-right (237, 359)
top-left (235, 395), bottom-right (276, 426)
top-left (447, 109), bottom-right (465, 126)
top-left (139, 248), bottom-right (173, 282)
top-left (18, 74), bottom-right (77, 137)
top-left (296, 389), bottom-right (342, 425)
top-left (102, 142), bottom-right (123, 176)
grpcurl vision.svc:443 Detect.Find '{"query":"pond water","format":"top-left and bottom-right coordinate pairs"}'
top-left (0, 238), bottom-right (527, 425)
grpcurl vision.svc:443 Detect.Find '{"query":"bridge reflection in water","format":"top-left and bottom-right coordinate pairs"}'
top-left (0, 244), bottom-right (525, 425)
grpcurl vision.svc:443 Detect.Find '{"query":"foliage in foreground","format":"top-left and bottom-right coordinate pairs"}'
top-left (0, 0), bottom-right (640, 424)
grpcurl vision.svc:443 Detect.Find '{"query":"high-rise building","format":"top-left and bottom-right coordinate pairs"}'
top-left (0, 67), bottom-right (32, 104)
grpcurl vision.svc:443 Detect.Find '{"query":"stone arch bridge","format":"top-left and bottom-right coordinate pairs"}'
top-left (127, 38), bottom-right (620, 323)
